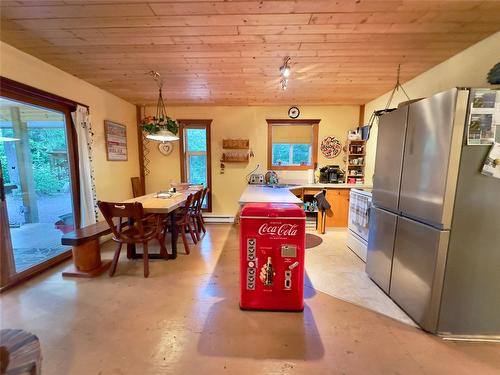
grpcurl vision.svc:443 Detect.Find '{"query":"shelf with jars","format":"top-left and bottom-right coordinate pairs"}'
top-left (345, 140), bottom-right (366, 184)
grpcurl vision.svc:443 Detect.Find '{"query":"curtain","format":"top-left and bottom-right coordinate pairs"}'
top-left (272, 124), bottom-right (312, 144)
top-left (71, 105), bottom-right (98, 226)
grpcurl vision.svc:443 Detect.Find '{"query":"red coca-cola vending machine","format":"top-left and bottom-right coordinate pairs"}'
top-left (239, 203), bottom-right (306, 311)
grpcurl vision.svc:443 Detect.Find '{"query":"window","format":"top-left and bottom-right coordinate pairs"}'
top-left (267, 119), bottom-right (319, 170)
top-left (0, 77), bottom-right (80, 289)
top-left (179, 120), bottom-right (212, 211)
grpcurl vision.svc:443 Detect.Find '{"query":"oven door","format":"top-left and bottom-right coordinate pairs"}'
top-left (348, 190), bottom-right (371, 242)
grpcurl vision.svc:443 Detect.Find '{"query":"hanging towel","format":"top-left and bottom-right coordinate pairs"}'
top-left (314, 190), bottom-right (331, 211)
top-left (351, 193), bottom-right (370, 227)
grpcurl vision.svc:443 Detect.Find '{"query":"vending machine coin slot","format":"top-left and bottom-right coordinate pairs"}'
top-left (284, 270), bottom-right (292, 289)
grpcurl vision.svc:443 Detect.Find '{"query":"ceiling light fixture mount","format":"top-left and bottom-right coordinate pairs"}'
top-left (279, 56), bottom-right (291, 91)
top-left (140, 70), bottom-right (179, 142)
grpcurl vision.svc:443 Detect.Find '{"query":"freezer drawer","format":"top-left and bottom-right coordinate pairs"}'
top-left (372, 106), bottom-right (408, 212)
top-left (390, 216), bottom-right (449, 332)
top-left (366, 207), bottom-right (397, 294)
top-left (399, 88), bottom-right (465, 229)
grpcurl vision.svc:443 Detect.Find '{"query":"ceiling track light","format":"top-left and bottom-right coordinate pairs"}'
top-left (279, 57), bottom-right (291, 91)
top-left (279, 56), bottom-right (291, 78)
top-left (280, 78), bottom-right (288, 91)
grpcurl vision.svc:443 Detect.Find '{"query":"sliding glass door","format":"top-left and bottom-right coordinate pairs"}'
top-left (0, 82), bottom-right (79, 289)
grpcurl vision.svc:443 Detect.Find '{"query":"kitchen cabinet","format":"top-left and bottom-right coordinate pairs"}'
top-left (325, 189), bottom-right (350, 227)
top-left (291, 187), bottom-right (352, 228)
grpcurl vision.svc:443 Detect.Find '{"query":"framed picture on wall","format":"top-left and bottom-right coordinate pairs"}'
top-left (104, 120), bottom-right (128, 161)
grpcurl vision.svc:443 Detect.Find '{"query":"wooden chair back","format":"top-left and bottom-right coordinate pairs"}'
top-left (200, 187), bottom-right (209, 210)
top-left (98, 201), bottom-right (146, 242)
top-left (131, 177), bottom-right (144, 198)
top-left (192, 189), bottom-right (203, 214)
top-left (177, 193), bottom-right (194, 224)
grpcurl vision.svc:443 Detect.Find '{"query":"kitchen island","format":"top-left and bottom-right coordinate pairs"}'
top-left (239, 185), bottom-right (303, 205)
top-left (239, 183), bottom-right (372, 233)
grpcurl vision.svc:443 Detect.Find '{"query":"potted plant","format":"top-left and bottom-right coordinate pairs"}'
top-left (140, 115), bottom-right (179, 136)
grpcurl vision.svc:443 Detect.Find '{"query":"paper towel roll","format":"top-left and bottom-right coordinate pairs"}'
top-left (307, 169), bottom-right (314, 184)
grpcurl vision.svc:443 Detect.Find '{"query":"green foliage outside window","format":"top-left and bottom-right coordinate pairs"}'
top-left (272, 143), bottom-right (311, 165)
top-left (0, 127), bottom-right (69, 194)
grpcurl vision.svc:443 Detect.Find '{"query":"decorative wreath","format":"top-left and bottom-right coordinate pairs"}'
top-left (320, 136), bottom-right (342, 159)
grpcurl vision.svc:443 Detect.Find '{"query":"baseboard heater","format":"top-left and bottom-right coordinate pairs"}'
top-left (203, 215), bottom-right (235, 224)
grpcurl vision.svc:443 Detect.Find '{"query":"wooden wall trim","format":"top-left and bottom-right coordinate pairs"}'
top-left (359, 104), bottom-right (365, 125)
top-left (0, 76), bottom-right (87, 111)
top-left (177, 119), bottom-right (213, 212)
top-left (136, 105), bottom-right (146, 194)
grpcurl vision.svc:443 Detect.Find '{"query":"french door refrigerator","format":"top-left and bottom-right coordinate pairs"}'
top-left (366, 88), bottom-right (500, 338)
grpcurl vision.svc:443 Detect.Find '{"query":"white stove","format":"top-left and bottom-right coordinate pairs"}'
top-left (346, 188), bottom-right (372, 262)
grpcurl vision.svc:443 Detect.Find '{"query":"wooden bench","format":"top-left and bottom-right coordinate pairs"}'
top-left (61, 220), bottom-right (118, 278)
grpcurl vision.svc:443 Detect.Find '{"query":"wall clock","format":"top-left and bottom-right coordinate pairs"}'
top-left (288, 106), bottom-right (300, 119)
top-left (158, 141), bottom-right (173, 156)
top-left (320, 136), bottom-right (342, 159)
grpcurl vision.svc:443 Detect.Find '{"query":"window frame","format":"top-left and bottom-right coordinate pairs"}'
top-left (267, 119), bottom-right (320, 170)
top-left (0, 76), bottom-right (83, 290)
top-left (178, 119), bottom-right (212, 212)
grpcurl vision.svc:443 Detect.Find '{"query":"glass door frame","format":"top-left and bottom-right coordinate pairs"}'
top-left (0, 77), bottom-right (82, 290)
top-left (178, 120), bottom-right (212, 212)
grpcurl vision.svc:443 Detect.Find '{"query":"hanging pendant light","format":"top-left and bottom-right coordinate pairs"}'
top-left (140, 71), bottom-right (179, 142)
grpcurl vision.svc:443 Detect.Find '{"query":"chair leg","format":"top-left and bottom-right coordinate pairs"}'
top-left (188, 223), bottom-right (198, 243)
top-left (143, 242), bottom-right (149, 278)
top-left (157, 227), bottom-right (168, 257)
top-left (109, 242), bottom-right (123, 276)
top-left (192, 217), bottom-right (201, 241)
top-left (180, 226), bottom-right (190, 254)
top-left (198, 214), bottom-right (206, 233)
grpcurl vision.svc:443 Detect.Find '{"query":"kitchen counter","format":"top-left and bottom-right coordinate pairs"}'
top-left (287, 183), bottom-right (372, 189)
top-left (239, 183), bottom-right (372, 205)
top-left (239, 185), bottom-right (303, 205)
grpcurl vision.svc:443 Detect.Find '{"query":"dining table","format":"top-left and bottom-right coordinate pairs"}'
top-left (123, 186), bottom-right (202, 260)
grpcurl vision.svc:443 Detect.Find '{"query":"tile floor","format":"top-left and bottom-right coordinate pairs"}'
top-left (1, 224), bottom-right (499, 374)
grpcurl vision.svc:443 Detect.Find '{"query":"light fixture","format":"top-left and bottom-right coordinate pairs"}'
top-left (146, 130), bottom-right (179, 142)
top-left (280, 78), bottom-right (288, 91)
top-left (279, 56), bottom-right (291, 78)
top-left (279, 57), bottom-right (291, 91)
top-left (140, 71), bottom-right (179, 142)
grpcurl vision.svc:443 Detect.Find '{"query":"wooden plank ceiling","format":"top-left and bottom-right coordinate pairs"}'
top-left (1, 1), bottom-right (499, 106)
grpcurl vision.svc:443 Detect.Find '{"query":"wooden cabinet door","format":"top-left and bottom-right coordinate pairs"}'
top-left (325, 189), bottom-right (350, 227)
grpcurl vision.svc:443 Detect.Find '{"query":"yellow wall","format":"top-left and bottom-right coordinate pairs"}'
top-left (363, 32), bottom-right (500, 183)
top-left (0, 41), bottom-right (139, 203)
top-left (144, 105), bottom-right (360, 216)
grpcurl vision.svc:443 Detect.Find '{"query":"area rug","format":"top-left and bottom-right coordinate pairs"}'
top-left (305, 233), bottom-right (323, 249)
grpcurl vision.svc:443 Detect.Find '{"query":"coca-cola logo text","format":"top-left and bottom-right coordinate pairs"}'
top-left (258, 223), bottom-right (298, 236)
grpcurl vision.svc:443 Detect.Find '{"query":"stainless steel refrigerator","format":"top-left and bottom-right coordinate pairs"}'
top-left (366, 88), bottom-right (500, 338)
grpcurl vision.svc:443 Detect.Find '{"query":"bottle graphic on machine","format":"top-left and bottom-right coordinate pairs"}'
top-left (264, 257), bottom-right (274, 286)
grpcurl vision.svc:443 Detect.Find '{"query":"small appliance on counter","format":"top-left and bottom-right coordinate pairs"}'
top-left (319, 165), bottom-right (345, 183)
top-left (264, 170), bottom-right (279, 185)
top-left (247, 164), bottom-right (265, 184)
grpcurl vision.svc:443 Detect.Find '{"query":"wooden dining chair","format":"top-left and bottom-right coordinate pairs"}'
top-left (191, 187), bottom-right (209, 239)
top-left (98, 201), bottom-right (164, 278)
top-left (130, 177), bottom-right (144, 198)
top-left (169, 193), bottom-right (198, 255)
